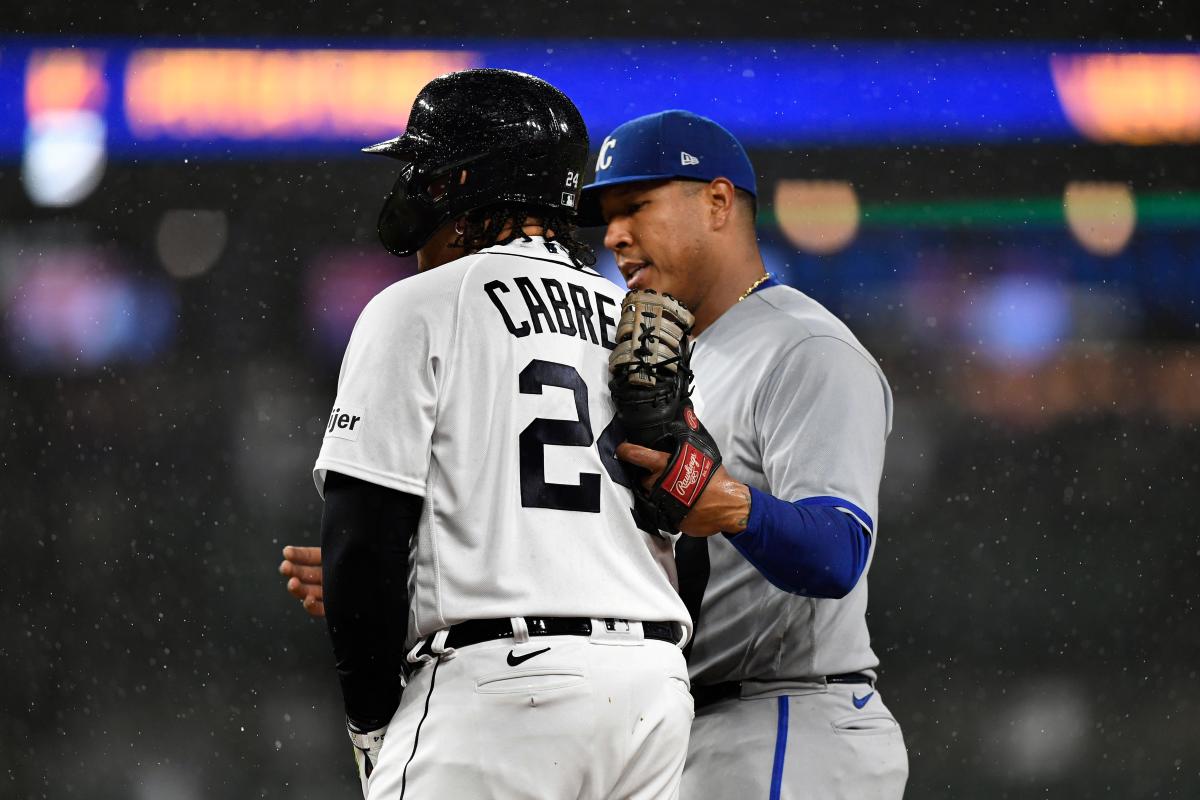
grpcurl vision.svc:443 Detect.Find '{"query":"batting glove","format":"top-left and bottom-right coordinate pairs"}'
top-left (347, 720), bottom-right (387, 798)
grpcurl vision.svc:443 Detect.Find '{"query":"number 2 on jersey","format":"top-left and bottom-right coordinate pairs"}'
top-left (518, 359), bottom-right (632, 512)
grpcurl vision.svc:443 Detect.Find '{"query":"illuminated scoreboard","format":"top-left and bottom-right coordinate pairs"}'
top-left (123, 48), bottom-right (476, 140)
top-left (0, 38), bottom-right (1198, 160)
top-left (1051, 53), bottom-right (1200, 144)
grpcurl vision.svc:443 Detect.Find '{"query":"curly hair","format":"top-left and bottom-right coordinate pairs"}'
top-left (455, 204), bottom-right (596, 268)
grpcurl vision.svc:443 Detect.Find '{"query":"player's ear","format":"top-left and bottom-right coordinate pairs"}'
top-left (705, 178), bottom-right (736, 231)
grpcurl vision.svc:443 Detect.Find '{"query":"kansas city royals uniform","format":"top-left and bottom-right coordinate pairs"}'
top-left (680, 282), bottom-right (909, 799)
top-left (314, 236), bottom-right (693, 799)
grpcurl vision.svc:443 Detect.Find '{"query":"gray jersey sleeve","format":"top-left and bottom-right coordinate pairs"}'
top-left (754, 335), bottom-right (892, 530)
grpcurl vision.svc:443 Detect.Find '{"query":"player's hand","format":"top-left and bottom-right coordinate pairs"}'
top-left (616, 443), bottom-right (751, 537)
top-left (279, 545), bottom-right (325, 617)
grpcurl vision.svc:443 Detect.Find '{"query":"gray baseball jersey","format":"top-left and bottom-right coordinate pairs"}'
top-left (686, 283), bottom-right (893, 688)
top-left (313, 236), bottom-right (690, 648)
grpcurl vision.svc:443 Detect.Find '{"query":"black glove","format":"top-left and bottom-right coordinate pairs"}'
top-left (609, 290), bottom-right (723, 533)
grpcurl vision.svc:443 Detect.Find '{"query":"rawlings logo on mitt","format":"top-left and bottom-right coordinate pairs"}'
top-left (609, 289), bottom-right (723, 533)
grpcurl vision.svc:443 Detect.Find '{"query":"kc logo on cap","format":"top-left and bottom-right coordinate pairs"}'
top-left (577, 111), bottom-right (757, 227)
top-left (597, 136), bottom-right (618, 172)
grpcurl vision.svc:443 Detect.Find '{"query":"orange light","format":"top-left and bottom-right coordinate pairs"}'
top-left (1051, 53), bottom-right (1200, 145)
top-left (774, 180), bottom-right (860, 254)
top-left (25, 49), bottom-right (108, 116)
top-left (1063, 181), bottom-right (1136, 256)
top-left (124, 49), bottom-right (479, 140)
top-left (959, 346), bottom-right (1200, 426)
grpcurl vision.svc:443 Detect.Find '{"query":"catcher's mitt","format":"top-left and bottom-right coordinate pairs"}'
top-left (609, 289), bottom-right (723, 533)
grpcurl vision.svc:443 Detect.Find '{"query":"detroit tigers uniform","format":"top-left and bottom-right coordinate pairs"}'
top-left (680, 282), bottom-right (909, 799)
top-left (314, 236), bottom-right (693, 799)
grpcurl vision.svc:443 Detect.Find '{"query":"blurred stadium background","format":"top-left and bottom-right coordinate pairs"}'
top-left (4, 2), bottom-right (1198, 797)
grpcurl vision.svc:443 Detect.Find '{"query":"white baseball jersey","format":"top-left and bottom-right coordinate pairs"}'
top-left (687, 283), bottom-right (893, 686)
top-left (313, 236), bottom-right (689, 648)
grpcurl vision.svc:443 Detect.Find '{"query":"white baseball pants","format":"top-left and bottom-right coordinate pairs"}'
top-left (365, 620), bottom-right (693, 800)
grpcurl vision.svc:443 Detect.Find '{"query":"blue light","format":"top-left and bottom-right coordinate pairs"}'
top-left (4, 248), bottom-right (177, 370)
top-left (976, 275), bottom-right (1072, 364)
top-left (0, 38), bottom-right (1194, 159)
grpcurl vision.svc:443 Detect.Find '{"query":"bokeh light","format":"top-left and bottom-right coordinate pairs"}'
top-left (22, 109), bottom-right (107, 207)
top-left (1052, 53), bottom-right (1200, 145)
top-left (22, 50), bottom-right (109, 207)
top-left (975, 275), bottom-right (1072, 365)
top-left (124, 48), bottom-right (478, 141)
top-left (774, 179), bottom-right (860, 254)
top-left (155, 209), bottom-right (229, 279)
top-left (3, 247), bottom-right (177, 368)
top-left (303, 249), bottom-right (416, 358)
top-left (1063, 181), bottom-right (1136, 256)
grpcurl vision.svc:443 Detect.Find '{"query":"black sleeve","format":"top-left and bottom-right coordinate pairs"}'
top-left (320, 470), bottom-right (421, 731)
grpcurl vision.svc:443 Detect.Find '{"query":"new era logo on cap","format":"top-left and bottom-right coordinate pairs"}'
top-left (681, 152), bottom-right (700, 166)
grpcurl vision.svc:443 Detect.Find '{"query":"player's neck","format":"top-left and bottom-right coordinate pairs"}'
top-left (690, 240), bottom-right (768, 337)
top-left (495, 219), bottom-right (553, 242)
top-left (417, 218), bottom-right (552, 271)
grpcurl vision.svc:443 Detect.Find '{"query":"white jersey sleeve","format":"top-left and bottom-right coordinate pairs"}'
top-left (313, 274), bottom-right (459, 498)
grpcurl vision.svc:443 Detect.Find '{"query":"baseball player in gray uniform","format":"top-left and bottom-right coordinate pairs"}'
top-left (282, 107), bottom-right (908, 799)
top-left (579, 110), bottom-right (909, 799)
top-left (309, 72), bottom-right (692, 799)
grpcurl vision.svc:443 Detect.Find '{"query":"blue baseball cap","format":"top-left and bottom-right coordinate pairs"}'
top-left (578, 110), bottom-right (757, 226)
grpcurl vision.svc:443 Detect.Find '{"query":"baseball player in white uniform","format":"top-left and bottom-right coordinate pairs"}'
top-left (281, 107), bottom-right (908, 799)
top-left (580, 110), bottom-right (910, 799)
top-left (311, 71), bottom-right (692, 799)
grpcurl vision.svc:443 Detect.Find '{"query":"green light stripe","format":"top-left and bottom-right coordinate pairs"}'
top-left (1135, 194), bottom-right (1200, 224)
top-left (757, 192), bottom-right (1200, 229)
top-left (861, 197), bottom-right (1064, 227)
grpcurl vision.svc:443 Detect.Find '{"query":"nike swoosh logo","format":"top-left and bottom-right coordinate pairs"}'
top-left (507, 647), bottom-right (551, 666)
top-left (852, 691), bottom-right (875, 709)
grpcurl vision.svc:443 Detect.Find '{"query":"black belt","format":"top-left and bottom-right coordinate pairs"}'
top-left (692, 674), bottom-right (874, 710)
top-left (415, 617), bottom-right (681, 658)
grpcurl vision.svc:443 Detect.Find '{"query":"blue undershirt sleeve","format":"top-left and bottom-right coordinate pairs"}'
top-left (723, 486), bottom-right (872, 599)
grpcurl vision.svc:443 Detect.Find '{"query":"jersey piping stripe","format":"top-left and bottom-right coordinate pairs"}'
top-left (489, 250), bottom-right (599, 275)
top-left (399, 658), bottom-right (442, 799)
top-left (795, 495), bottom-right (875, 533)
top-left (769, 695), bottom-right (789, 800)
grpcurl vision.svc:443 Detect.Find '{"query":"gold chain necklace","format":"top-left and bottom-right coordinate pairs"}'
top-left (738, 273), bottom-right (771, 302)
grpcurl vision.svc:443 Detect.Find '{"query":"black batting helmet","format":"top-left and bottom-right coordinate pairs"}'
top-left (363, 68), bottom-right (590, 257)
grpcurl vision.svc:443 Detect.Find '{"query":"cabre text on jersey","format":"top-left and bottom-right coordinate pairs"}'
top-left (484, 277), bottom-right (619, 349)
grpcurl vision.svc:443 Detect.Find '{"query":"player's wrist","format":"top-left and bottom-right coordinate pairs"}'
top-left (720, 476), bottom-right (752, 534)
top-left (347, 718), bottom-right (388, 798)
top-left (723, 481), bottom-right (770, 539)
top-left (347, 718), bottom-right (387, 737)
